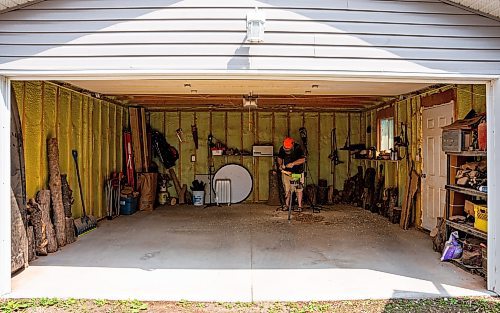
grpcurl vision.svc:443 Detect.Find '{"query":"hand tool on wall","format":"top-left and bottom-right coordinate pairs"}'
top-left (191, 124), bottom-right (199, 149)
top-left (72, 150), bottom-right (97, 236)
top-left (328, 128), bottom-right (343, 166)
top-left (176, 128), bottom-right (184, 142)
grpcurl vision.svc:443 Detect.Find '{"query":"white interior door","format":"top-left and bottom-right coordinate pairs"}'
top-left (421, 101), bottom-right (454, 230)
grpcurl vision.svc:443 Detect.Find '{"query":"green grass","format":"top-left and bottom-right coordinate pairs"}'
top-left (0, 297), bottom-right (499, 313)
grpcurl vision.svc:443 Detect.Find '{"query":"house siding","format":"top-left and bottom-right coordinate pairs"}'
top-left (0, 0), bottom-right (500, 75)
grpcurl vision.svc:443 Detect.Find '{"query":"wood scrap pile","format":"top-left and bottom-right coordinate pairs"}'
top-left (455, 160), bottom-right (487, 190)
top-left (461, 238), bottom-right (484, 267)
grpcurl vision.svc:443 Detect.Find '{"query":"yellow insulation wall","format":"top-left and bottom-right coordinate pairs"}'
top-left (149, 110), bottom-right (361, 202)
top-left (13, 81), bottom-right (126, 219)
top-left (366, 84), bottom-right (486, 228)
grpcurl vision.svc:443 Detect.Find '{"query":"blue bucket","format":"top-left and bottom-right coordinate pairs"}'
top-left (120, 197), bottom-right (138, 215)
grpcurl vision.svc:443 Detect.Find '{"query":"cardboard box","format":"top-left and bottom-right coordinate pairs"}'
top-left (465, 200), bottom-right (475, 216)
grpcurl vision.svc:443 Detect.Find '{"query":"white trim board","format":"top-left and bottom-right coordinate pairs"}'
top-left (0, 75), bottom-right (11, 296)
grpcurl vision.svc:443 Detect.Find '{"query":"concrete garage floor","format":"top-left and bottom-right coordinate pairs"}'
top-left (10, 204), bottom-right (490, 301)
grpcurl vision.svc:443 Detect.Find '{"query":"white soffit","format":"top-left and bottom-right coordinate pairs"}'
top-left (444, 0), bottom-right (500, 19)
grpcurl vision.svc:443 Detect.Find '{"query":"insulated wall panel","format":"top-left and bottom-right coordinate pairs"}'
top-left (14, 81), bottom-right (124, 218)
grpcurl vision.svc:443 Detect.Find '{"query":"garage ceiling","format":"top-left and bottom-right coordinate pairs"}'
top-left (65, 79), bottom-right (432, 111)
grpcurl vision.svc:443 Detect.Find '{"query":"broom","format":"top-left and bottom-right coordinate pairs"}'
top-left (72, 150), bottom-right (97, 235)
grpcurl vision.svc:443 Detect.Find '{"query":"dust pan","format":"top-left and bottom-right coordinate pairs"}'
top-left (72, 150), bottom-right (97, 236)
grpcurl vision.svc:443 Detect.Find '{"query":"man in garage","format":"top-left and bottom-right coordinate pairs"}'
top-left (277, 137), bottom-right (306, 211)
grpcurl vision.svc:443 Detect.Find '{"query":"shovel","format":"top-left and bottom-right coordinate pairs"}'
top-left (72, 150), bottom-right (97, 236)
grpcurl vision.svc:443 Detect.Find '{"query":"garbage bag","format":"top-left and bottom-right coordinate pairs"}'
top-left (441, 231), bottom-right (463, 261)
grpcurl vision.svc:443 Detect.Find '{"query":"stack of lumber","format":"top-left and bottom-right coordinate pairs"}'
top-left (129, 107), bottom-right (150, 173)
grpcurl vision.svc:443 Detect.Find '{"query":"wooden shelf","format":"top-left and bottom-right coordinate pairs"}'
top-left (445, 185), bottom-right (487, 199)
top-left (446, 220), bottom-right (487, 240)
top-left (353, 158), bottom-right (401, 162)
top-left (445, 150), bottom-right (487, 157)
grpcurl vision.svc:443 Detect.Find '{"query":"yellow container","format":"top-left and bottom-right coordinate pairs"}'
top-left (474, 204), bottom-right (488, 233)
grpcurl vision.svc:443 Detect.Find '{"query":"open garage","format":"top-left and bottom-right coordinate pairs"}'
top-left (1, 0), bottom-right (500, 301)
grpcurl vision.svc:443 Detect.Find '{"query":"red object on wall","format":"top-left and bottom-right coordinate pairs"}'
top-left (124, 131), bottom-right (135, 188)
top-left (478, 120), bottom-right (487, 151)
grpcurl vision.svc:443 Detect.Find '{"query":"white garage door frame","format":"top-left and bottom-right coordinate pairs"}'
top-left (0, 72), bottom-right (499, 296)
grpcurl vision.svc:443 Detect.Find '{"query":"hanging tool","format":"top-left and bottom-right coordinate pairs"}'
top-left (124, 131), bottom-right (135, 188)
top-left (328, 128), bottom-right (343, 166)
top-left (176, 128), bottom-right (184, 142)
top-left (191, 124), bottom-right (199, 149)
top-left (299, 127), bottom-right (308, 154)
top-left (72, 150), bottom-right (97, 236)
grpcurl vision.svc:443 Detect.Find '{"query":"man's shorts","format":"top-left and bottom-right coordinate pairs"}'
top-left (282, 172), bottom-right (304, 195)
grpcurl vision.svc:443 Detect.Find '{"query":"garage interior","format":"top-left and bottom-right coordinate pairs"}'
top-left (9, 78), bottom-right (491, 300)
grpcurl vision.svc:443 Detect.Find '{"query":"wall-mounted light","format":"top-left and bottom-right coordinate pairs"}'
top-left (246, 7), bottom-right (265, 43)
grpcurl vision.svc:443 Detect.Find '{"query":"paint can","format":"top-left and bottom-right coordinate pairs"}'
top-left (158, 185), bottom-right (168, 205)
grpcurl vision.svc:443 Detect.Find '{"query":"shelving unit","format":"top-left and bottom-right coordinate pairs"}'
top-left (445, 151), bottom-right (487, 236)
top-left (444, 150), bottom-right (487, 276)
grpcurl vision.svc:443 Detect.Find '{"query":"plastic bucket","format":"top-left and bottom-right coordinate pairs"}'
top-left (192, 190), bottom-right (205, 206)
top-left (120, 196), bottom-right (138, 215)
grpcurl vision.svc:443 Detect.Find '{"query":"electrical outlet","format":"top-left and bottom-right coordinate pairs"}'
top-left (191, 155), bottom-right (196, 162)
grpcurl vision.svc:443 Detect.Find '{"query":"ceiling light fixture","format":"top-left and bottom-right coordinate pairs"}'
top-left (243, 91), bottom-right (258, 109)
top-left (184, 83), bottom-right (191, 88)
top-left (312, 84), bottom-right (319, 89)
top-left (246, 7), bottom-right (266, 43)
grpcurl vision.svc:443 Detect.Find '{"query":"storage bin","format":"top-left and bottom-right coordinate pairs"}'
top-left (120, 196), bottom-right (138, 215)
top-left (474, 204), bottom-right (488, 233)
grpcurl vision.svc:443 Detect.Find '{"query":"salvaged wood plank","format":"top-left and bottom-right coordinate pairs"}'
top-left (11, 188), bottom-right (28, 273)
top-left (129, 107), bottom-right (144, 172)
top-left (27, 226), bottom-right (35, 263)
top-left (37, 190), bottom-right (58, 253)
top-left (400, 169), bottom-right (420, 230)
top-left (65, 217), bottom-right (76, 244)
top-left (47, 138), bottom-right (67, 247)
top-left (140, 107), bottom-right (149, 171)
top-left (27, 198), bottom-right (48, 256)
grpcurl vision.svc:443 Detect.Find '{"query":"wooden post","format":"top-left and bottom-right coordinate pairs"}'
top-left (47, 138), bottom-right (67, 247)
top-left (37, 190), bottom-right (58, 253)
